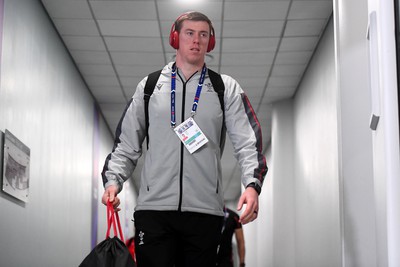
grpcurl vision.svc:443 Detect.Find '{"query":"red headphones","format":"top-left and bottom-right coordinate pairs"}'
top-left (169, 12), bottom-right (216, 53)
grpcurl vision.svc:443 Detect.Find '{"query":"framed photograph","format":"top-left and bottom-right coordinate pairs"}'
top-left (2, 130), bottom-right (30, 202)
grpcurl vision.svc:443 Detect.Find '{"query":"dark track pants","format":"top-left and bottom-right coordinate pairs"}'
top-left (216, 257), bottom-right (234, 267)
top-left (134, 210), bottom-right (223, 267)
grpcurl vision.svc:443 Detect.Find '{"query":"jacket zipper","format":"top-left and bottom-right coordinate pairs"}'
top-left (177, 71), bottom-right (197, 212)
top-left (178, 78), bottom-right (187, 212)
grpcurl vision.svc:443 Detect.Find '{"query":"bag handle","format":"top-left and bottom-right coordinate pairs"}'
top-left (105, 201), bottom-right (125, 242)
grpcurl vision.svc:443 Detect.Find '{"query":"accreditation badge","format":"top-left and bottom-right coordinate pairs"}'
top-left (174, 117), bottom-right (208, 154)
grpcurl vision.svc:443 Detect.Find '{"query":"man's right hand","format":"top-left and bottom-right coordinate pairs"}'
top-left (102, 185), bottom-right (120, 210)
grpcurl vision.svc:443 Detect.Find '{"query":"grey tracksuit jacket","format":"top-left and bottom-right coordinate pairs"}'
top-left (102, 62), bottom-right (267, 217)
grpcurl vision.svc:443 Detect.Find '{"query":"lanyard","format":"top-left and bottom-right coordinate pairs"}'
top-left (171, 64), bottom-right (207, 128)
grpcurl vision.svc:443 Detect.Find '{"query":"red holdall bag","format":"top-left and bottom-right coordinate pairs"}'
top-left (79, 202), bottom-right (135, 267)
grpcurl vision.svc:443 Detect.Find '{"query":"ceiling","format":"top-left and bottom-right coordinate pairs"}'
top-left (40, 0), bottom-right (332, 200)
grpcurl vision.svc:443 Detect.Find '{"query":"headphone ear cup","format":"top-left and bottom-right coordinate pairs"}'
top-left (207, 35), bottom-right (215, 52)
top-left (169, 30), bottom-right (179, 49)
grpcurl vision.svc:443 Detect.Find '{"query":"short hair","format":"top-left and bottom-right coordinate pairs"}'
top-left (174, 11), bottom-right (214, 34)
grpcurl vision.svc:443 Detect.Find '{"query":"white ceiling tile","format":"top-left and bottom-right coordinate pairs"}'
top-left (221, 52), bottom-right (275, 66)
top-left (53, 19), bottom-right (99, 36)
top-left (279, 36), bottom-right (319, 51)
top-left (78, 64), bottom-right (115, 76)
top-left (111, 52), bottom-right (165, 66)
top-left (116, 65), bottom-right (163, 77)
top-left (62, 36), bottom-right (106, 51)
top-left (244, 87), bottom-right (265, 99)
top-left (223, 20), bottom-right (284, 37)
top-left (120, 76), bottom-right (144, 88)
top-left (271, 64), bottom-right (307, 76)
top-left (90, 86), bottom-right (126, 103)
top-left (161, 20), bottom-right (177, 38)
top-left (237, 78), bottom-right (267, 90)
top-left (105, 37), bottom-right (163, 52)
top-left (100, 102), bottom-right (128, 124)
top-left (90, 1), bottom-right (157, 20)
top-left (269, 76), bottom-right (300, 87)
top-left (156, 2), bottom-right (223, 21)
top-left (85, 75), bottom-right (120, 87)
top-left (222, 37), bottom-right (280, 53)
top-left (220, 65), bottom-right (271, 78)
top-left (274, 51), bottom-right (313, 64)
top-left (224, 2), bottom-right (290, 20)
top-left (41, 0), bottom-right (92, 19)
top-left (70, 51), bottom-right (111, 64)
top-left (98, 20), bottom-right (159, 37)
top-left (288, 1), bottom-right (332, 20)
top-left (285, 19), bottom-right (327, 36)
top-left (249, 94), bottom-right (262, 106)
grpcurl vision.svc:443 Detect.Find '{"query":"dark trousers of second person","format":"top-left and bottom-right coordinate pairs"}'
top-left (134, 210), bottom-right (223, 267)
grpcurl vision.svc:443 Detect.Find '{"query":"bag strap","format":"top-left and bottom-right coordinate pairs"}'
top-left (207, 69), bottom-right (225, 115)
top-left (208, 68), bottom-right (226, 151)
top-left (106, 202), bottom-right (125, 242)
top-left (144, 69), bottom-right (163, 149)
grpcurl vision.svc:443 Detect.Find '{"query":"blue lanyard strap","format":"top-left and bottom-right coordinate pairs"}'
top-left (191, 65), bottom-right (207, 114)
top-left (170, 64), bottom-right (207, 128)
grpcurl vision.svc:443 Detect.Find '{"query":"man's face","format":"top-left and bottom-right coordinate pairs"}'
top-left (176, 20), bottom-right (210, 65)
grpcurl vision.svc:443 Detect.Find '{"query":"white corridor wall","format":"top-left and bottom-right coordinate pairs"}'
top-left (0, 0), bottom-right (125, 266)
top-left (250, 0), bottom-right (381, 264)
top-left (246, 17), bottom-right (341, 267)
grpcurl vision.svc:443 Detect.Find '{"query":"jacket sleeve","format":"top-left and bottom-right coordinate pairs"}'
top-left (222, 75), bottom-right (268, 192)
top-left (101, 78), bottom-right (148, 192)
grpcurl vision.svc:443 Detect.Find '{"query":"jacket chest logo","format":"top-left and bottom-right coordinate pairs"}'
top-left (205, 82), bottom-right (214, 92)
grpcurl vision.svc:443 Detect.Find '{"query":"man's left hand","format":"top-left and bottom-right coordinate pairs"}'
top-left (237, 187), bottom-right (259, 224)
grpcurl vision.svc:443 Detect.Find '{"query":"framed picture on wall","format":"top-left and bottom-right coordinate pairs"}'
top-left (2, 130), bottom-right (30, 202)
